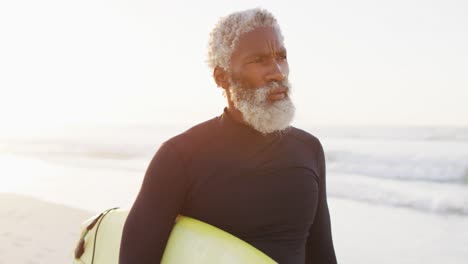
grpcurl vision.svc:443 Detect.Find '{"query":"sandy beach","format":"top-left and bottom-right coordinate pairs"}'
top-left (0, 193), bottom-right (94, 264)
top-left (1, 192), bottom-right (467, 264)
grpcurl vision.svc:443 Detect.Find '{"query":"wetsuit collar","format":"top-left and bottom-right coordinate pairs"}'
top-left (219, 107), bottom-right (284, 139)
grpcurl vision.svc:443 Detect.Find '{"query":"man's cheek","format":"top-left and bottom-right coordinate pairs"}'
top-left (239, 70), bottom-right (264, 89)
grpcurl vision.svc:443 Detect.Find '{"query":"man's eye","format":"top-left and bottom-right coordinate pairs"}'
top-left (249, 56), bottom-right (285, 64)
top-left (277, 55), bottom-right (287, 61)
top-left (250, 57), bottom-right (263, 63)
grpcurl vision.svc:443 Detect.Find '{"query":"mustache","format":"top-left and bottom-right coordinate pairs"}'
top-left (264, 79), bottom-right (290, 90)
top-left (229, 77), bottom-right (291, 91)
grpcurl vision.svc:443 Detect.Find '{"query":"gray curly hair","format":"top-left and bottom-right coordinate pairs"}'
top-left (207, 8), bottom-right (284, 72)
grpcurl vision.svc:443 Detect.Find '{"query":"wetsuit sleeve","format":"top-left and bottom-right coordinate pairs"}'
top-left (305, 140), bottom-right (337, 264)
top-left (119, 141), bottom-right (189, 264)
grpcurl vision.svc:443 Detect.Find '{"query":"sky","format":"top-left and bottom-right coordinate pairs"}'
top-left (1, 0), bottom-right (467, 136)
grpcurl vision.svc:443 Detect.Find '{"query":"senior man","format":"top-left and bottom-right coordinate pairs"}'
top-left (119, 8), bottom-right (337, 264)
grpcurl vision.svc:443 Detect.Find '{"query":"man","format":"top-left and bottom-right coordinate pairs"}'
top-left (119, 8), bottom-right (337, 264)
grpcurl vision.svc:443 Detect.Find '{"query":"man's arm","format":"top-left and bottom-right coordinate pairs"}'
top-left (119, 141), bottom-right (190, 264)
top-left (305, 139), bottom-right (337, 264)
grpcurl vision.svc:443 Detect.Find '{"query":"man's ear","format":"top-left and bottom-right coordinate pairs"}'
top-left (213, 66), bottom-right (230, 90)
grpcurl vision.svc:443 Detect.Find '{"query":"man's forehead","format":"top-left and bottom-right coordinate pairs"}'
top-left (234, 27), bottom-right (286, 58)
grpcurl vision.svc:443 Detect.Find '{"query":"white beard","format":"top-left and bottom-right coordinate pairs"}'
top-left (229, 79), bottom-right (296, 134)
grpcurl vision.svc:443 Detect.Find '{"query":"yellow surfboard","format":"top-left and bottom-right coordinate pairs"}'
top-left (73, 208), bottom-right (277, 264)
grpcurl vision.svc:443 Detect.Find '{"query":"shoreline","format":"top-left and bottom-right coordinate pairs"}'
top-left (1, 193), bottom-right (467, 264)
top-left (329, 198), bottom-right (468, 264)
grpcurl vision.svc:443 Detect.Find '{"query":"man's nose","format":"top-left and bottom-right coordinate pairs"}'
top-left (265, 61), bottom-right (286, 82)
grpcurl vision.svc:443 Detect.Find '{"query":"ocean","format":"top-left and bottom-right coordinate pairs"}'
top-left (1, 124), bottom-right (467, 216)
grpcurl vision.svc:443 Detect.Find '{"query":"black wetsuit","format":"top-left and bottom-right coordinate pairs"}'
top-left (119, 108), bottom-right (337, 264)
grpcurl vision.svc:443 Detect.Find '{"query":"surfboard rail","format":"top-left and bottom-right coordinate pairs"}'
top-left (72, 207), bottom-right (278, 264)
